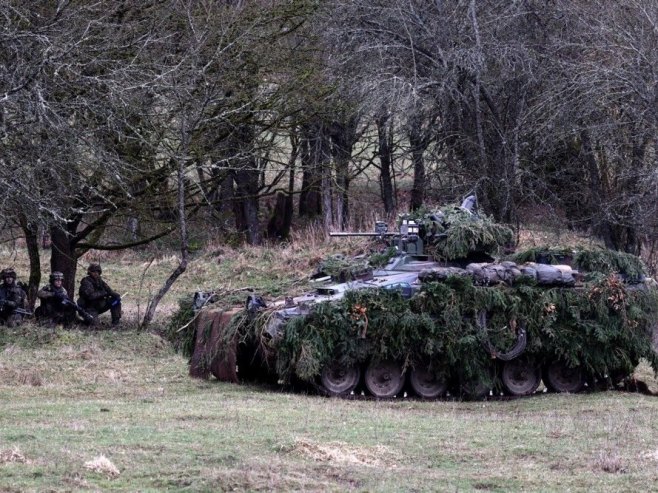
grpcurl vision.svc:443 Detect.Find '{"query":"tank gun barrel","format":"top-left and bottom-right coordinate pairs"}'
top-left (329, 232), bottom-right (398, 237)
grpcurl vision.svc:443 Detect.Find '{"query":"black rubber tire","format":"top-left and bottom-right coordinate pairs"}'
top-left (364, 360), bottom-right (405, 398)
top-left (320, 362), bottom-right (360, 396)
top-left (409, 364), bottom-right (448, 399)
top-left (543, 361), bottom-right (586, 393)
top-left (501, 358), bottom-right (541, 396)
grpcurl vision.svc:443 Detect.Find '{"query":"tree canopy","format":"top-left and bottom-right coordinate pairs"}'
top-left (1, 0), bottom-right (657, 316)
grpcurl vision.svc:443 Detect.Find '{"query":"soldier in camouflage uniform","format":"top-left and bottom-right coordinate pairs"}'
top-left (36, 272), bottom-right (77, 327)
top-left (0, 268), bottom-right (27, 327)
top-left (77, 263), bottom-right (122, 326)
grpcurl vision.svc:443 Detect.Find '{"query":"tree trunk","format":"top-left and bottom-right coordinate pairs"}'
top-left (284, 135), bottom-right (296, 235)
top-left (219, 173), bottom-right (235, 214)
top-left (321, 156), bottom-right (333, 232)
top-left (234, 167), bottom-right (262, 245)
top-left (376, 113), bottom-right (396, 213)
top-left (408, 115), bottom-right (427, 211)
top-left (330, 117), bottom-right (358, 230)
top-left (299, 122), bottom-right (329, 218)
top-left (409, 146), bottom-right (425, 211)
top-left (17, 215), bottom-right (40, 309)
top-left (266, 133), bottom-right (297, 240)
top-left (230, 125), bottom-right (262, 245)
top-left (50, 224), bottom-right (79, 297)
top-left (580, 129), bottom-right (615, 249)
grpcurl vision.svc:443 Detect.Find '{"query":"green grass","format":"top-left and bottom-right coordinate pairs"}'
top-left (1, 327), bottom-right (658, 492)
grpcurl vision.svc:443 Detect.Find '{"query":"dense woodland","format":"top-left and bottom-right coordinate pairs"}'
top-left (1, 1), bottom-right (657, 323)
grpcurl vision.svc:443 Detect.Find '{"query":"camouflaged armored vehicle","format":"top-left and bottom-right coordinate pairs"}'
top-left (187, 197), bottom-right (658, 400)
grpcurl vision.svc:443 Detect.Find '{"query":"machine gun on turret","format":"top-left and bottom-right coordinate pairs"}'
top-left (330, 218), bottom-right (429, 257)
top-left (329, 195), bottom-right (493, 262)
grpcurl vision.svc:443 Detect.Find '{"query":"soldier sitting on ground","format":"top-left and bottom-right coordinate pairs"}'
top-left (0, 268), bottom-right (28, 327)
top-left (35, 272), bottom-right (77, 327)
top-left (77, 263), bottom-right (122, 326)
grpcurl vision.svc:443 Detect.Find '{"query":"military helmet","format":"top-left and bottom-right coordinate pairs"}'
top-left (50, 271), bottom-right (64, 282)
top-left (0, 267), bottom-right (16, 279)
top-left (87, 263), bottom-right (102, 274)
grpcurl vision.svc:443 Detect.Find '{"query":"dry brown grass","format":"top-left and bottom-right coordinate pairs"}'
top-left (594, 449), bottom-right (627, 474)
top-left (517, 227), bottom-right (605, 251)
top-left (290, 438), bottom-right (395, 468)
top-left (0, 365), bottom-right (43, 387)
top-left (83, 455), bottom-right (120, 478)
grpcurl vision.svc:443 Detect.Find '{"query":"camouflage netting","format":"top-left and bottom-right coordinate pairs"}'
top-left (165, 296), bottom-right (196, 356)
top-left (406, 205), bottom-right (514, 261)
top-left (311, 200), bottom-right (514, 281)
top-left (315, 254), bottom-right (372, 282)
top-left (511, 246), bottom-right (647, 282)
top-left (273, 276), bottom-right (658, 388)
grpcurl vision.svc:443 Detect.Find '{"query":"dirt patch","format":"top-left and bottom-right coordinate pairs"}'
top-left (205, 462), bottom-right (354, 492)
top-left (2, 344), bottom-right (20, 355)
top-left (290, 438), bottom-right (396, 468)
top-left (62, 472), bottom-right (90, 489)
top-left (79, 347), bottom-right (97, 360)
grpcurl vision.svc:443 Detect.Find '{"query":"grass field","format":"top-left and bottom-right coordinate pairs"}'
top-left (1, 234), bottom-right (658, 492)
top-left (1, 327), bottom-right (658, 492)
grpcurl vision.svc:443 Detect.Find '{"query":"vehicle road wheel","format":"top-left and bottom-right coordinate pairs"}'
top-left (543, 361), bottom-right (585, 393)
top-left (409, 364), bottom-right (448, 399)
top-left (459, 367), bottom-right (493, 401)
top-left (461, 378), bottom-right (491, 401)
top-left (364, 360), bottom-right (405, 398)
top-left (320, 362), bottom-right (360, 396)
top-left (501, 358), bottom-right (541, 396)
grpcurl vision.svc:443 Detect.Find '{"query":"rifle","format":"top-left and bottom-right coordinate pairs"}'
top-left (58, 297), bottom-right (95, 324)
top-left (0, 299), bottom-right (33, 317)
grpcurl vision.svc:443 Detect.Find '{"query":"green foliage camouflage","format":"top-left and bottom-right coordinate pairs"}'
top-left (367, 246), bottom-right (397, 268)
top-left (316, 254), bottom-right (371, 281)
top-left (274, 289), bottom-right (437, 383)
top-left (272, 276), bottom-right (658, 388)
top-left (169, 200), bottom-right (656, 392)
top-left (406, 205), bottom-right (514, 261)
top-left (511, 247), bottom-right (647, 281)
top-left (165, 295), bottom-right (197, 357)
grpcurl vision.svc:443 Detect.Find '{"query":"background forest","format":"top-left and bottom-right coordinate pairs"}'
top-left (1, 0), bottom-right (657, 322)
